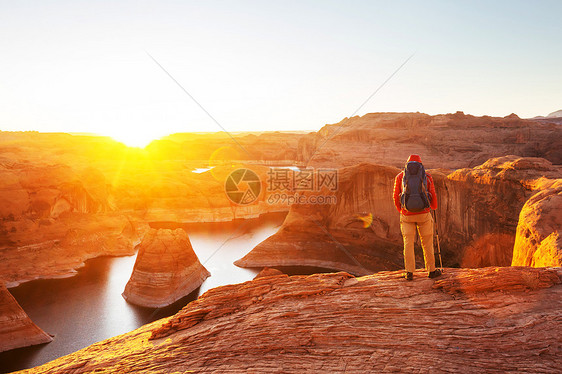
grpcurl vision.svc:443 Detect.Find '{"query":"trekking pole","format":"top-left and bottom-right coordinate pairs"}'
top-left (432, 210), bottom-right (444, 271)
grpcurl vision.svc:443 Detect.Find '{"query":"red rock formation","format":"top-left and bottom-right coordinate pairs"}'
top-left (298, 112), bottom-right (562, 169)
top-left (443, 156), bottom-right (560, 267)
top-left (236, 156), bottom-right (561, 274)
top-left (122, 229), bottom-right (210, 308)
top-left (0, 283), bottom-right (52, 352)
top-left (0, 159), bottom-right (140, 287)
top-left (512, 180), bottom-right (562, 267)
top-left (19, 267), bottom-right (562, 373)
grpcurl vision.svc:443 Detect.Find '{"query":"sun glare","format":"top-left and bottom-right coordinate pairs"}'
top-left (109, 131), bottom-right (163, 148)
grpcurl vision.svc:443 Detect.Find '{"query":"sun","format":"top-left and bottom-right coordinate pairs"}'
top-left (109, 130), bottom-right (163, 148)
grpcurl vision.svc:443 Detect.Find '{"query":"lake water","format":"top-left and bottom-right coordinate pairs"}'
top-left (0, 212), bottom-right (287, 373)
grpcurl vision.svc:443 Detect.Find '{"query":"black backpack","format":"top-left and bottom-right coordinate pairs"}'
top-left (400, 161), bottom-right (430, 212)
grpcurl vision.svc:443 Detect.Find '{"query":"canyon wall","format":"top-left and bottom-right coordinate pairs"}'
top-left (298, 112), bottom-right (562, 169)
top-left (122, 228), bottom-right (210, 308)
top-left (0, 283), bottom-right (52, 352)
top-left (440, 156), bottom-right (560, 267)
top-left (19, 267), bottom-right (562, 373)
top-left (237, 156), bottom-right (561, 274)
top-left (0, 158), bottom-right (141, 287)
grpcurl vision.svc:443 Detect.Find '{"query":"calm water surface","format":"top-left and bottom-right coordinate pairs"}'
top-left (0, 212), bottom-right (287, 373)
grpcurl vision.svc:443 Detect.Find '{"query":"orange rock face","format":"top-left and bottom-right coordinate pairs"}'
top-left (512, 182), bottom-right (562, 267)
top-left (0, 283), bottom-right (52, 352)
top-left (443, 156), bottom-right (560, 267)
top-left (19, 267), bottom-right (562, 373)
top-left (298, 112), bottom-right (562, 169)
top-left (122, 229), bottom-right (210, 308)
top-left (0, 159), bottom-right (140, 287)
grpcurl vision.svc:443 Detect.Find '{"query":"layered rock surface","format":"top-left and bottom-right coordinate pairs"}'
top-left (236, 156), bottom-right (562, 274)
top-left (20, 267), bottom-right (562, 373)
top-left (122, 229), bottom-right (210, 308)
top-left (0, 283), bottom-right (52, 352)
top-left (444, 156), bottom-right (561, 267)
top-left (298, 112), bottom-right (562, 168)
top-left (0, 157), bottom-right (141, 287)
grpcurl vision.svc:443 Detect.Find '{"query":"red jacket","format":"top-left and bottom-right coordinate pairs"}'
top-left (393, 171), bottom-right (437, 215)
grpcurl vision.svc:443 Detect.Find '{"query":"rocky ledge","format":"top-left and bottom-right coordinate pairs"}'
top-left (22, 266), bottom-right (562, 373)
top-left (0, 283), bottom-right (52, 352)
top-left (122, 228), bottom-right (211, 308)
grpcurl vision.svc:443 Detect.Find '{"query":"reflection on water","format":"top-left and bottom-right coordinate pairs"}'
top-left (0, 212), bottom-right (286, 373)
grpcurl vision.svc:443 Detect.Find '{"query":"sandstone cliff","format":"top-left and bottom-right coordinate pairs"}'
top-left (512, 179), bottom-right (562, 267)
top-left (0, 283), bottom-right (52, 352)
top-left (19, 267), bottom-right (562, 373)
top-left (236, 156), bottom-right (561, 274)
top-left (0, 157), bottom-right (140, 287)
top-left (443, 156), bottom-right (561, 268)
top-left (298, 112), bottom-right (562, 169)
top-left (122, 228), bottom-right (210, 308)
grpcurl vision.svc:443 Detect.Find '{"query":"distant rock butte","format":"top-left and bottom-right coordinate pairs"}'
top-left (236, 156), bottom-right (561, 274)
top-left (547, 109), bottom-right (562, 118)
top-left (20, 267), bottom-right (562, 373)
top-left (122, 228), bottom-right (210, 308)
top-left (0, 282), bottom-right (52, 352)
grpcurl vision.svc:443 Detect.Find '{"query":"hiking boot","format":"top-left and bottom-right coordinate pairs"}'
top-left (404, 272), bottom-right (413, 281)
top-left (428, 269), bottom-right (442, 279)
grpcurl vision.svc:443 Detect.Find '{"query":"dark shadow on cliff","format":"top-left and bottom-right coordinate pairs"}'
top-left (125, 286), bottom-right (203, 324)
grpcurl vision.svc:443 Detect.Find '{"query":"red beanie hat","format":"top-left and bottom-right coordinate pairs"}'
top-left (407, 154), bottom-right (422, 163)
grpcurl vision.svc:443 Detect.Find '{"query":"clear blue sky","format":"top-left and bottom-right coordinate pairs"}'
top-left (0, 0), bottom-right (560, 146)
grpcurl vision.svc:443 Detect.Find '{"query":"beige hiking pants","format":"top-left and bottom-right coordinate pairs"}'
top-left (400, 212), bottom-right (436, 273)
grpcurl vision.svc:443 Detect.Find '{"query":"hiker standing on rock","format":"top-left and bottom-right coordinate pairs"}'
top-left (393, 154), bottom-right (441, 281)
